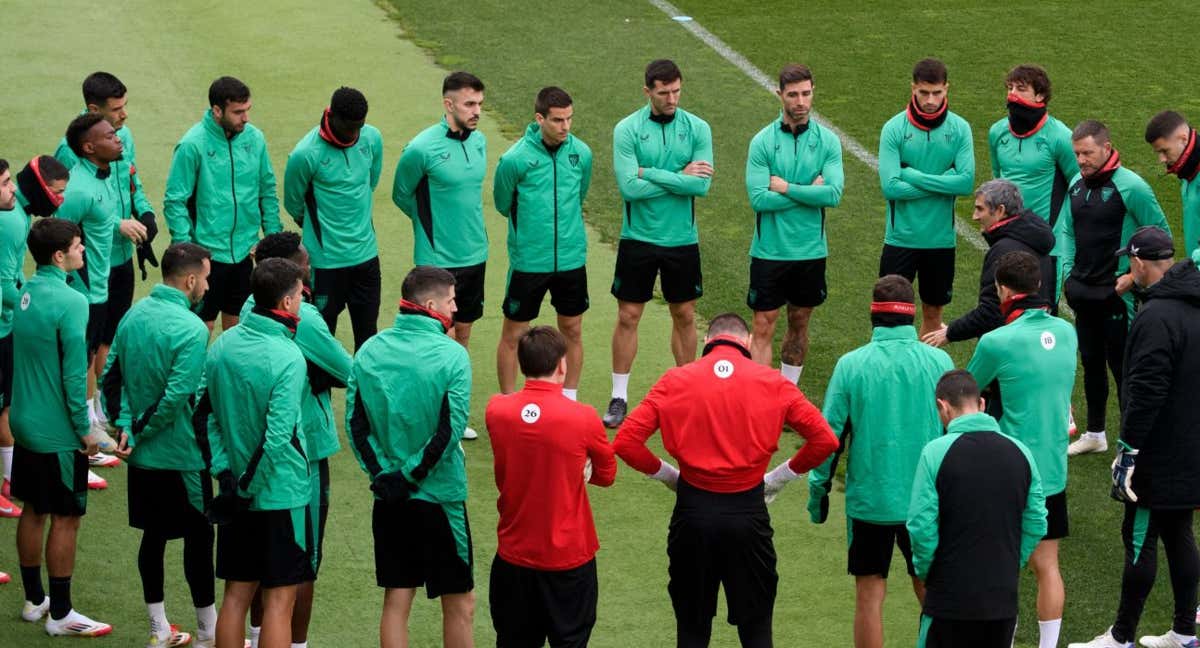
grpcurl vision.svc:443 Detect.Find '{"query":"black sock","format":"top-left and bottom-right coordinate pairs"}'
top-left (48, 576), bottom-right (72, 620)
top-left (19, 565), bottom-right (44, 603)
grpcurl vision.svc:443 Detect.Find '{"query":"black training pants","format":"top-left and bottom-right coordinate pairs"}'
top-left (1072, 296), bottom-right (1128, 432)
top-left (1111, 505), bottom-right (1199, 643)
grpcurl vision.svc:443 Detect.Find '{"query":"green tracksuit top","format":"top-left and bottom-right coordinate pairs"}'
top-left (493, 122), bottom-right (594, 273)
top-left (241, 296), bottom-right (351, 462)
top-left (100, 284), bottom-right (209, 471)
top-left (808, 325), bottom-right (954, 524)
top-left (613, 105), bottom-right (713, 247)
top-left (203, 310), bottom-right (309, 511)
top-left (988, 116), bottom-right (1078, 224)
top-left (56, 121), bottom-right (155, 267)
top-left (10, 266), bottom-right (90, 452)
top-left (1180, 176), bottom-right (1200, 258)
top-left (163, 111), bottom-right (282, 264)
top-left (878, 110), bottom-right (975, 249)
top-left (345, 311), bottom-right (471, 504)
top-left (391, 118), bottom-right (488, 268)
top-left (283, 123), bottom-right (384, 269)
top-left (55, 158), bottom-right (124, 304)
top-left (745, 115), bottom-right (844, 261)
top-left (967, 308), bottom-right (1076, 495)
top-left (0, 192), bottom-right (32, 339)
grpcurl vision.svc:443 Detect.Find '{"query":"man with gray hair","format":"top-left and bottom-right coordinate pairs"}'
top-left (923, 178), bottom-right (1055, 347)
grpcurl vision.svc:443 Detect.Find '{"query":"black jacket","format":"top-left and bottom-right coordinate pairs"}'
top-left (1121, 259), bottom-right (1200, 508)
top-left (946, 211), bottom-right (1056, 342)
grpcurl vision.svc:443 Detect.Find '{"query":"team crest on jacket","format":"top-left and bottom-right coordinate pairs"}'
top-left (713, 359), bottom-right (734, 379)
top-left (1101, 187), bottom-right (1115, 202)
top-left (569, 153), bottom-right (580, 167)
top-left (1041, 331), bottom-right (1056, 350)
top-left (19, 293), bottom-right (30, 311)
top-left (521, 403), bottom-right (541, 424)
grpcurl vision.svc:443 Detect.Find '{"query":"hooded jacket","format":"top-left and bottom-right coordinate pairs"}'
top-left (946, 210), bottom-right (1056, 342)
top-left (1119, 259), bottom-right (1200, 508)
top-left (0, 189), bottom-right (34, 339)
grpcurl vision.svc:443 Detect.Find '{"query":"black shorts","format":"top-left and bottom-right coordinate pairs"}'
top-left (747, 257), bottom-right (827, 311)
top-left (86, 302), bottom-right (108, 355)
top-left (0, 333), bottom-right (13, 410)
top-left (308, 459), bottom-right (331, 577)
top-left (372, 498), bottom-right (474, 597)
top-left (847, 518), bottom-right (916, 578)
top-left (127, 466), bottom-right (211, 538)
top-left (216, 506), bottom-right (313, 588)
top-left (446, 262), bottom-right (486, 324)
top-left (667, 479), bottom-right (776, 628)
top-left (312, 256), bottom-right (382, 319)
top-left (198, 256), bottom-right (253, 322)
top-left (11, 445), bottom-right (88, 517)
top-left (918, 615), bottom-right (1016, 648)
top-left (100, 260), bottom-right (135, 346)
top-left (879, 244), bottom-right (955, 307)
top-left (489, 555), bottom-right (597, 647)
top-left (611, 239), bottom-right (703, 304)
top-left (1044, 490), bottom-right (1069, 540)
top-left (503, 266), bottom-right (589, 322)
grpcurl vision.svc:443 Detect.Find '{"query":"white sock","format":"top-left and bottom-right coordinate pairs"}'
top-left (562, 388), bottom-right (578, 401)
top-left (780, 363), bottom-right (803, 384)
top-left (92, 393), bottom-right (107, 424)
top-left (195, 604), bottom-right (217, 638)
top-left (87, 399), bottom-right (97, 424)
top-left (0, 445), bottom-right (13, 481)
top-left (147, 601), bottom-right (169, 636)
top-left (249, 625), bottom-right (261, 648)
top-left (292, 643), bottom-right (308, 648)
top-left (1037, 618), bottom-right (1061, 648)
top-left (611, 373), bottom-right (630, 400)
top-left (1085, 430), bottom-right (1106, 440)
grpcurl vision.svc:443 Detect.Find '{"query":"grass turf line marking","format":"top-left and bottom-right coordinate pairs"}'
top-left (646, 0), bottom-right (988, 253)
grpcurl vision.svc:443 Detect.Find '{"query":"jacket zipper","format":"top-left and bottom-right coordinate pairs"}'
top-left (551, 147), bottom-right (559, 273)
top-left (227, 139), bottom-right (238, 261)
top-left (461, 141), bottom-right (470, 163)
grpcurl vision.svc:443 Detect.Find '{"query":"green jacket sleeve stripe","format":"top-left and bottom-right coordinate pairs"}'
top-left (348, 390), bottom-right (385, 478)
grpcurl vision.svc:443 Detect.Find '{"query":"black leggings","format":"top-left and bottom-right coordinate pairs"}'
top-left (1112, 506), bottom-right (1199, 643)
top-left (677, 617), bottom-right (771, 648)
top-left (138, 526), bottom-right (216, 607)
top-left (1073, 297), bottom-right (1128, 432)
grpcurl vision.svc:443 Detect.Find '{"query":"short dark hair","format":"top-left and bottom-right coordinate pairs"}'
top-left (994, 251), bottom-right (1042, 294)
top-left (82, 72), bottom-right (127, 107)
top-left (442, 71), bottom-right (484, 95)
top-left (1145, 110), bottom-right (1189, 144)
top-left (0, 159), bottom-right (8, 176)
top-left (161, 243), bottom-right (211, 280)
top-left (254, 232), bottom-right (303, 263)
top-left (28, 218), bottom-right (80, 265)
top-left (66, 112), bottom-right (107, 157)
top-left (873, 274), bottom-right (914, 304)
top-left (517, 326), bottom-right (567, 377)
top-left (1005, 64), bottom-right (1051, 103)
top-left (936, 369), bottom-right (980, 408)
top-left (401, 265), bottom-right (456, 303)
top-left (534, 86), bottom-right (573, 116)
top-left (645, 59), bottom-right (682, 88)
top-left (912, 58), bottom-right (948, 84)
top-left (35, 155), bottom-right (69, 184)
top-left (707, 312), bottom-right (750, 338)
top-left (1072, 119), bottom-right (1110, 144)
top-left (251, 257), bottom-right (304, 308)
top-left (208, 76), bottom-right (251, 109)
top-left (330, 86), bottom-right (368, 122)
top-left (778, 64), bottom-right (813, 89)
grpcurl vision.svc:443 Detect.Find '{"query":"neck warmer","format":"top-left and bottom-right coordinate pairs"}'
top-left (1006, 93), bottom-right (1048, 138)
top-left (1083, 149), bottom-right (1121, 189)
top-left (999, 292), bottom-right (1050, 324)
top-left (318, 108), bottom-right (358, 148)
top-left (1168, 128), bottom-right (1200, 182)
top-left (15, 158), bottom-right (64, 216)
top-left (701, 335), bottom-right (751, 359)
top-left (444, 124), bottom-right (472, 142)
top-left (251, 305), bottom-right (300, 334)
top-left (781, 120), bottom-right (810, 138)
top-left (649, 110), bottom-right (676, 125)
top-left (399, 299), bottom-right (453, 333)
top-left (870, 301), bottom-right (916, 328)
top-left (906, 95), bottom-right (948, 131)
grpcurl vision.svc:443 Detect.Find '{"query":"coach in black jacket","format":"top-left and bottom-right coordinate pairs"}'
top-left (923, 178), bottom-right (1055, 347)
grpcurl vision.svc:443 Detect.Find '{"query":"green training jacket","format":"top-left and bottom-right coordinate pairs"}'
top-left (345, 311), bottom-right (471, 504)
top-left (55, 158), bottom-right (124, 304)
top-left (745, 115), bottom-right (844, 261)
top-left (241, 296), bottom-right (351, 462)
top-left (10, 266), bottom-right (90, 452)
top-left (163, 111), bottom-right (282, 264)
top-left (967, 308), bottom-right (1076, 496)
top-left (1180, 176), bottom-right (1200, 258)
top-left (201, 310), bottom-right (309, 511)
top-left (283, 123), bottom-right (384, 269)
top-left (391, 118), bottom-right (488, 268)
top-left (100, 284), bottom-right (209, 471)
top-left (878, 110), bottom-right (975, 249)
top-left (493, 122), bottom-right (594, 273)
top-left (987, 116), bottom-right (1078, 225)
top-left (808, 325), bottom-right (954, 524)
top-left (57, 120), bottom-right (154, 266)
top-left (612, 105), bottom-right (713, 247)
top-left (0, 191), bottom-right (32, 339)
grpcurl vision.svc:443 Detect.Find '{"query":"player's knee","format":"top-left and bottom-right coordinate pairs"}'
top-left (617, 305), bottom-right (643, 328)
top-left (669, 305), bottom-right (695, 328)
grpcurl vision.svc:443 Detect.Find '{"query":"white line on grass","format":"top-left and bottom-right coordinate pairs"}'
top-left (646, 0), bottom-right (989, 253)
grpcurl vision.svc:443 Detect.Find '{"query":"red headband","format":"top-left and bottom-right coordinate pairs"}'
top-left (29, 157), bottom-right (65, 207)
top-left (870, 301), bottom-right (916, 316)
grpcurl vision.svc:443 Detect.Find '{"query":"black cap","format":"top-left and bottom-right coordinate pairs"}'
top-left (1116, 226), bottom-right (1174, 260)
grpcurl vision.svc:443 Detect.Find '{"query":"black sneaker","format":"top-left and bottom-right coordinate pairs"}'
top-left (602, 398), bottom-right (628, 429)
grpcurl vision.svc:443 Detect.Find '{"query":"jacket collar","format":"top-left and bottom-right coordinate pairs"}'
top-left (870, 325), bottom-right (918, 342)
top-left (73, 157), bottom-right (109, 180)
top-left (701, 335), bottom-right (751, 359)
top-left (523, 121), bottom-right (570, 154)
top-left (240, 309), bottom-right (297, 339)
top-left (202, 110), bottom-right (241, 141)
top-left (946, 411), bottom-right (1002, 434)
top-left (441, 116), bottom-right (473, 142)
top-left (522, 379), bottom-right (563, 393)
top-left (778, 112), bottom-right (811, 138)
top-left (393, 310), bottom-right (449, 335)
top-left (36, 265), bottom-right (68, 281)
top-left (150, 283), bottom-right (194, 310)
